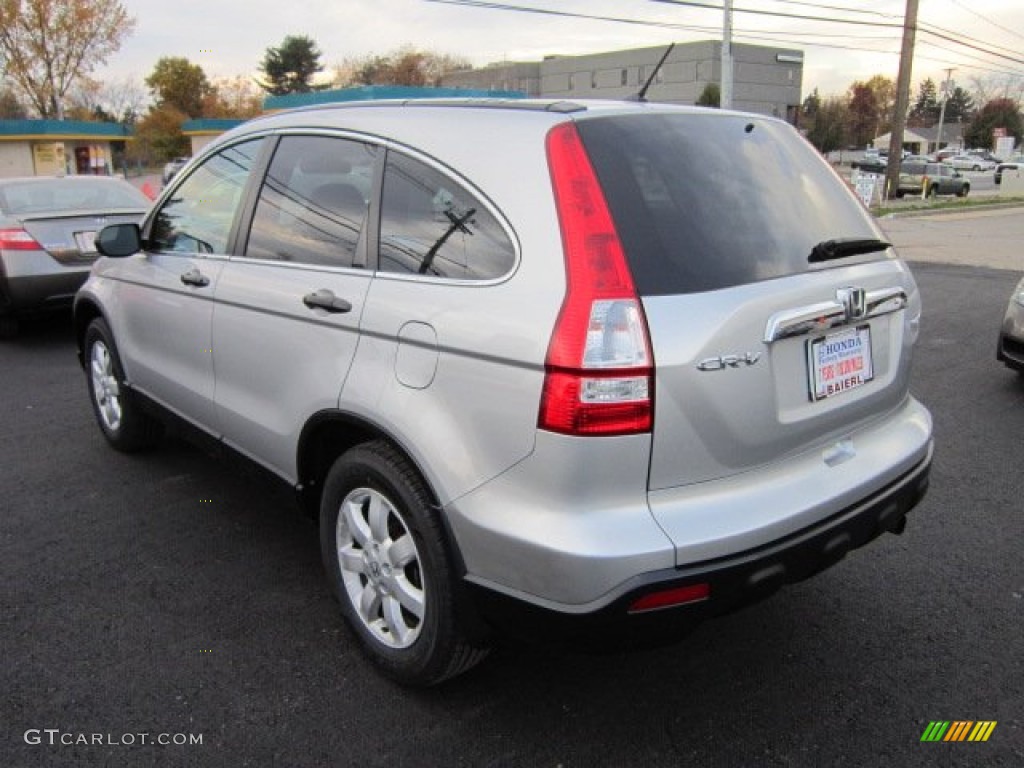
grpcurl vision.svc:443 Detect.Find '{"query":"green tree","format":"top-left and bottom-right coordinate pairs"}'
top-left (145, 57), bottom-right (213, 119)
top-left (258, 35), bottom-right (327, 95)
top-left (908, 78), bottom-right (940, 126)
top-left (0, 0), bottom-right (134, 119)
top-left (964, 98), bottom-right (1023, 148)
top-left (806, 96), bottom-right (848, 153)
top-left (944, 86), bottom-right (975, 124)
top-left (696, 82), bottom-right (720, 108)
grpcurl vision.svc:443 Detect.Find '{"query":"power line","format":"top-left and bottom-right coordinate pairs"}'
top-left (946, 0), bottom-right (1024, 44)
top-left (424, 0), bottom-right (1024, 75)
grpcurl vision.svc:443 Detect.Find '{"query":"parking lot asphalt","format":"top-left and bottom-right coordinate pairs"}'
top-left (2, 215), bottom-right (1022, 766)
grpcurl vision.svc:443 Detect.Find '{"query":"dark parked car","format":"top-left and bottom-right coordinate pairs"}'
top-left (852, 153), bottom-right (887, 174)
top-left (994, 154), bottom-right (1024, 185)
top-left (896, 162), bottom-right (969, 198)
top-left (0, 176), bottom-right (149, 336)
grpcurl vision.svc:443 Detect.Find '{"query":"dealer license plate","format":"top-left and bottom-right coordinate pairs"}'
top-left (74, 231), bottom-right (97, 254)
top-left (808, 326), bottom-right (874, 401)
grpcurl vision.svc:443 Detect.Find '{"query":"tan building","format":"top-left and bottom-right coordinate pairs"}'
top-left (0, 119), bottom-right (131, 178)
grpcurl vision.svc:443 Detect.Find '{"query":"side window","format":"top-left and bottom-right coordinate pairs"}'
top-left (378, 152), bottom-right (516, 281)
top-left (245, 135), bottom-right (377, 268)
top-left (150, 139), bottom-right (264, 254)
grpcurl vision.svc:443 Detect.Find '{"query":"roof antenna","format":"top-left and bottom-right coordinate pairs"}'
top-left (629, 43), bottom-right (675, 103)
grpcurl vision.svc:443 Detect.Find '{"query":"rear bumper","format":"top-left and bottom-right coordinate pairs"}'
top-left (470, 442), bottom-right (931, 642)
top-left (1, 251), bottom-right (91, 313)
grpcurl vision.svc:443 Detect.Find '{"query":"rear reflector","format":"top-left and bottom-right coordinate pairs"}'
top-left (0, 228), bottom-right (44, 251)
top-left (628, 583), bottom-right (711, 613)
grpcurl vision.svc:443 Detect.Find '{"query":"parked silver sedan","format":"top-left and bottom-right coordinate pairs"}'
top-left (946, 154), bottom-right (996, 172)
top-left (0, 176), bottom-right (149, 336)
top-left (997, 275), bottom-right (1024, 374)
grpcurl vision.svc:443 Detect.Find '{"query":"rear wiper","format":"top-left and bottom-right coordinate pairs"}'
top-left (808, 237), bottom-right (891, 263)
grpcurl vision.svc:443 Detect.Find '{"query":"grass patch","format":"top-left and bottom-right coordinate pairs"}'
top-left (873, 195), bottom-right (1024, 217)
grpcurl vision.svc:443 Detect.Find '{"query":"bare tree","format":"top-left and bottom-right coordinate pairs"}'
top-left (0, 0), bottom-right (135, 119)
top-left (969, 74), bottom-right (1024, 109)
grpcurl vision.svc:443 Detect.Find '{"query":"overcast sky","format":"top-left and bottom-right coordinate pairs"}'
top-left (95, 0), bottom-right (1024, 100)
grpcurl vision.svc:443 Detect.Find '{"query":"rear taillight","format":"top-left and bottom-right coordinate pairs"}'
top-left (0, 228), bottom-right (43, 251)
top-left (539, 122), bottom-right (653, 437)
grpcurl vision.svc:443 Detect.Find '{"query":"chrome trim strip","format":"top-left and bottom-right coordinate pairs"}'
top-left (764, 287), bottom-right (908, 343)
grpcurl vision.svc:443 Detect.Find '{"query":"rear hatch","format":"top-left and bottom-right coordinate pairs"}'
top-left (576, 111), bottom-right (919, 490)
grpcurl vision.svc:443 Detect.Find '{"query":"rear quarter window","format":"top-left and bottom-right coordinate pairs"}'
top-left (577, 113), bottom-right (883, 295)
top-left (378, 151), bottom-right (516, 281)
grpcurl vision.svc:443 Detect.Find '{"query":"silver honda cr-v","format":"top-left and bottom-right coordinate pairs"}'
top-left (75, 99), bottom-right (933, 685)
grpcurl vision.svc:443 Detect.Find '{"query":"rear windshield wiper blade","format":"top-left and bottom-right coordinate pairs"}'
top-left (808, 237), bottom-right (891, 263)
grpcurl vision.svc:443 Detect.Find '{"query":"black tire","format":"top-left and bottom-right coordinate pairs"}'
top-left (957, 185), bottom-right (969, 198)
top-left (894, 191), bottom-right (905, 198)
top-left (320, 440), bottom-right (489, 686)
top-left (83, 318), bottom-right (162, 451)
top-left (972, 164), bottom-right (980, 172)
top-left (927, 185), bottom-right (938, 199)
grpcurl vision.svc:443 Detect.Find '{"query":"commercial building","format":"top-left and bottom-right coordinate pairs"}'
top-left (442, 41), bottom-right (804, 122)
top-left (0, 120), bottom-right (131, 178)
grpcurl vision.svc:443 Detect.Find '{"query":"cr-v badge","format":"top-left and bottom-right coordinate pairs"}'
top-left (696, 352), bottom-right (762, 371)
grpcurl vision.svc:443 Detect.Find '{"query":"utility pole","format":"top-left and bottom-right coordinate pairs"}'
top-left (935, 67), bottom-right (955, 154)
top-left (884, 0), bottom-right (919, 200)
top-left (721, 0), bottom-right (733, 109)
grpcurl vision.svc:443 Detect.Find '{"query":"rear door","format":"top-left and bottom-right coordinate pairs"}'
top-left (211, 133), bottom-right (377, 480)
top-left (577, 112), bottom-right (919, 490)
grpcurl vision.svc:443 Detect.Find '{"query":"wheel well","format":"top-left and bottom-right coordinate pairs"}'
top-left (73, 300), bottom-right (104, 367)
top-left (296, 413), bottom-right (437, 519)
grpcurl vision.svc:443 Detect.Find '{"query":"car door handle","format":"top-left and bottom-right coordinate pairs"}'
top-left (180, 268), bottom-right (210, 288)
top-left (303, 289), bottom-right (352, 314)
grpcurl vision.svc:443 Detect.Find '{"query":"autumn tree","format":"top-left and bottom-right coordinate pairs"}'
top-left (846, 82), bottom-right (880, 148)
top-left (964, 98), bottom-right (1023, 149)
top-left (203, 76), bottom-right (263, 118)
top-left (145, 57), bottom-right (214, 119)
top-left (131, 105), bottom-right (189, 163)
top-left (341, 48), bottom-right (470, 87)
top-left (0, 0), bottom-right (134, 119)
top-left (258, 35), bottom-right (327, 95)
top-left (0, 81), bottom-right (27, 118)
top-left (861, 75), bottom-right (896, 135)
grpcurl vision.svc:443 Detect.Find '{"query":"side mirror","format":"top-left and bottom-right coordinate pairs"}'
top-left (95, 223), bottom-right (142, 257)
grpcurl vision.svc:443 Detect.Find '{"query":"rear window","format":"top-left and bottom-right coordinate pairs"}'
top-left (0, 179), bottom-right (148, 215)
top-left (576, 113), bottom-right (883, 295)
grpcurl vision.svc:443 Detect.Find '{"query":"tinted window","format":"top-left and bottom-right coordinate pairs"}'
top-left (577, 114), bottom-right (883, 295)
top-left (151, 139), bottom-right (264, 254)
top-left (245, 136), bottom-right (377, 268)
top-left (902, 163), bottom-right (925, 175)
top-left (378, 152), bottom-right (515, 280)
